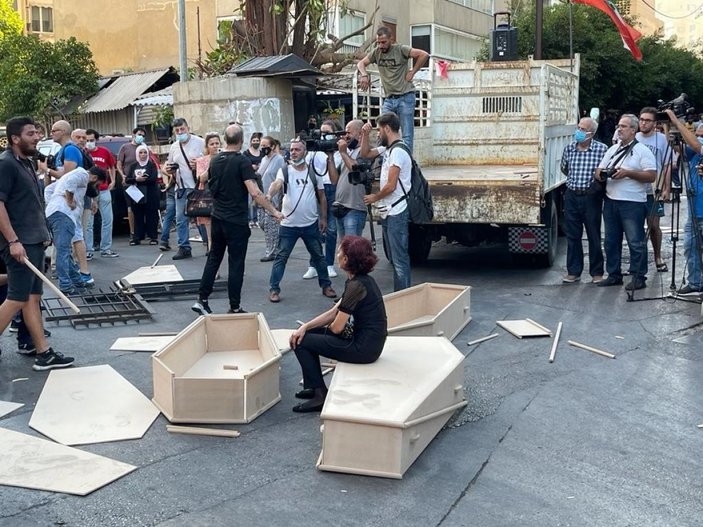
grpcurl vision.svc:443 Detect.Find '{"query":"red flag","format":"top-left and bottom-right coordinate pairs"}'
top-left (572, 0), bottom-right (643, 61)
top-left (436, 60), bottom-right (449, 80)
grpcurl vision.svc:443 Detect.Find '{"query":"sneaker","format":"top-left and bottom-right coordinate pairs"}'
top-left (101, 250), bottom-right (119, 258)
top-left (676, 284), bottom-right (703, 296)
top-left (624, 277), bottom-right (646, 291)
top-left (9, 318), bottom-right (19, 333)
top-left (16, 343), bottom-right (37, 356)
top-left (596, 275), bottom-right (624, 287)
top-left (191, 299), bottom-right (212, 316)
top-left (33, 348), bottom-right (74, 371)
top-left (327, 266), bottom-right (338, 278)
top-left (86, 252), bottom-right (94, 261)
top-left (60, 287), bottom-right (79, 296)
top-left (172, 248), bottom-right (192, 260)
top-left (227, 307), bottom-right (247, 314)
top-left (159, 243), bottom-right (171, 252)
top-left (80, 272), bottom-right (95, 287)
top-left (561, 274), bottom-right (580, 284)
top-left (302, 267), bottom-right (318, 279)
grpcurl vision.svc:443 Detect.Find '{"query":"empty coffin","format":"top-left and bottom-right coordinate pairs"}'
top-left (384, 282), bottom-right (471, 340)
top-left (317, 336), bottom-right (467, 479)
top-left (152, 313), bottom-right (281, 424)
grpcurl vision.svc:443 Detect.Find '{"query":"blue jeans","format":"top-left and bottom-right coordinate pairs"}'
top-left (270, 221), bottom-right (331, 293)
top-left (684, 214), bottom-right (703, 289)
top-left (603, 197), bottom-right (648, 279)
top-left (160, 189), bottom-right (176, 245)
top-left (382, 91), bottom-right (416, 153)
top-left (175, 188), bottom-right (193, 249)
top-left (310, 184), bottom-right (337, 267)
top-left (337, 208), bottom-right (367, 238)
top-left (564, 189), bottom-right (604, 277)
top-left (382, 208), bottom-right (411, 291)
top-left (98, 190), bottom-right (113, 252)
top-left (48, 212), bottom-right (84, 291)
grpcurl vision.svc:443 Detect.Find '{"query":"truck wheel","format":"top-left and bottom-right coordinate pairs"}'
top-left (536, 199), bottom-right (558, 267)
top-left (408, 224), bottom-right (433, 264)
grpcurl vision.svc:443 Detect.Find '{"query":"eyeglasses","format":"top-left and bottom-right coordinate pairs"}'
top-left (639, 118), bottom-right (655, 123)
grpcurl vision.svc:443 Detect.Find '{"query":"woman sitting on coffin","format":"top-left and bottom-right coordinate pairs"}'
top-left (290, 235), bottom-right (388, 413)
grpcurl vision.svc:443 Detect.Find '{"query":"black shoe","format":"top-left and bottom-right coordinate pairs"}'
top-left (9, 319), bottom-right (19, 333)
top-left (625, 277), bottom-right (646, 291)
top-left (292, 388), bottom-right (327, 413)
top-left (172, 248), bottom-right (192, 260)
top-left (295, 388), bottom-right (315, 399)
top-left (16, 343), bottom-right (37, 356)
top-left (596, 275), bottom-right (623, 287)
top-left (191, 299), bottom-right (212, 316)
top-left (227, 307), bottom-right (247, 314)
top-left (159, 243), bottom-right (171, 252)
top-left (677, 284), bottom-right (703, 296)
top-left (260, 255), bottom-right (275, 262)
top-left (33, 348), bottom-right (74, 371)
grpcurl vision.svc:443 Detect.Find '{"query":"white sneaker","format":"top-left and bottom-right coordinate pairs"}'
top-left (327, 266), bottom-right (338, 278)
top-left (302, 267), bottom-right (318, 279)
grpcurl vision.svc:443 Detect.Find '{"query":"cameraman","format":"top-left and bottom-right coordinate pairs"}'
top-left (665, 109), bottom-right (703, 295)
top-left (330, 119), bottom-right (367, 237)
top-left (596, 114), bottom-right (657, 291)
top-left (360, 112), bottom-right (412, 291)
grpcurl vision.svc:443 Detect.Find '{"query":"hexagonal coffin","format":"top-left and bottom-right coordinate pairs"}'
top-left (317, 336), bottom-right (467, 479)
top-left (152, 313), bottom-right (281, 424)
top-left (384, 283), bottom-right (471, 339)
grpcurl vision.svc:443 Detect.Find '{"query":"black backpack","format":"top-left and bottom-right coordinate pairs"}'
top-left (389, 142), bottom-right (434, 224)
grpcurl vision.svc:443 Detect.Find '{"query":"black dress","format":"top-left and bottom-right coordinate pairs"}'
top-left (126, 160), bottom-right (160, 241)
top-left (294, 273), bottom-right (388, 390)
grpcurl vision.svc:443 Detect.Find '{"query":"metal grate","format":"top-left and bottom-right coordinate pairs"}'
top-left (42, 289), bottom-right (154, 328)
top-left (481, 96), bottom-right (523, 114)
top-left (114, 279), bottom-right (228, 301)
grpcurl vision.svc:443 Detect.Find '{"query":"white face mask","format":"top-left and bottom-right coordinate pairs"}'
top-left (86, 141), bottom-right (96, 151)
top-left (291, 157), bottom-right (306, 166)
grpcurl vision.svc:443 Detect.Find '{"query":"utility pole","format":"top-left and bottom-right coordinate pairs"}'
top-left (535, 0), bottom-right (543, 60)
top-left (178, 0), bottom-right (187, 81)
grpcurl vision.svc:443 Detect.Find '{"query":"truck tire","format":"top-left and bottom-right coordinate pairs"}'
top-left (408, 224), bottom-right (433, 264)
top-left (536, 199), bottom-right (558, 267)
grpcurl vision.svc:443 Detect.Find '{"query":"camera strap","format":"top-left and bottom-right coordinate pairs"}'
top-left (177, 141), bottom-right (192, 189)
top-left (606, 139), bottom-right (638, 170)
top-left (282, 164), bottom-right (320, 218)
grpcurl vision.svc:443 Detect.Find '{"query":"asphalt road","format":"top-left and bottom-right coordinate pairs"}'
top-left (1, 217), bottom-right (701, 527)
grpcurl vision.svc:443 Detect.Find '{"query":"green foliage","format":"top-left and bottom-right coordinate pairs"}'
top-left (0, 0), bottom-right (22, 41)
top-left (0, 34), bottom-right (99, 121)
top-left (482, 1), bottom-right (703, 113)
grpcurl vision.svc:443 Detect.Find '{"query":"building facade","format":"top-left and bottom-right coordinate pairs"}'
top-left (654, 0), bottom-right (703, 52)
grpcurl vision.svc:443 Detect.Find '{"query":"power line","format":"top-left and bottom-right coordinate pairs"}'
top-left (640, 0), bottom-right (703, 20)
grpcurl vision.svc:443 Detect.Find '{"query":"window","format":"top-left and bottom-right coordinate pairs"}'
top-left (338, 11), bottom-right (365, 47)
top-left (434, 26), bottom-right (482, 61)
top-left (30, 6), bottom-right (53, 33)
top-left (447, 0), bottom-right (493, 15)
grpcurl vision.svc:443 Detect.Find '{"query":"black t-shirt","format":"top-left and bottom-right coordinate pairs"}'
top-left (339, 274), bottom-right (387, 351)
top-left (243, 149), bottom-right (264, 168)
top-left (208, 151), bottom-right (257, 224)
top-left (0, 150), bottom-right (51, 249)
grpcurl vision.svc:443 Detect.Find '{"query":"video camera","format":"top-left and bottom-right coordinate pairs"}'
top-left (306, 130), bottom-right (345, 153)
top-left (656, 93), bottom-right (696, 122)
top-left (348, 159), bottom-right (376, 194)
top-left (36, 152), bottom-right (56, 170)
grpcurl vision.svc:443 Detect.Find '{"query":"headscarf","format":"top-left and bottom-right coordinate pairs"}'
top-left (136, 145), bottom-right (150, 167)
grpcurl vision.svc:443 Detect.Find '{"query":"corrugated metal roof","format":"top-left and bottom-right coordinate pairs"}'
top-left (133, 86), bottom-right (173, 107)
top-left (229, 54), bottom-right (320, 77)
top-left (80, 69), bottom-right (170, 114)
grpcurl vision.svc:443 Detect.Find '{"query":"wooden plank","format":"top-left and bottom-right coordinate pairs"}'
top-left (122, 264), bottom-right (183, 286)
top-left (271, 329), bottom-right (295, 355)
top-left (23, 257), bottom-right (80, 314)
top-left (467, 333), bottom-right (499, 346)
top-left (0, 427), bottom-right (136, 496)
top-left (548, 322), bottom-right (563, 363)
top-left (496, 319), bottom-right (552, 338)
top-left (568, 340), bottom-right (616, 359)
top-left (110, 336), bottom-right (176, 352)
top-left (0, 401), bottom-right (23, 419)
top-left (166, 425), bottom-right (240, 438)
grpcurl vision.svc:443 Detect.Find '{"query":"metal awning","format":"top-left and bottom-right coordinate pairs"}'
top-left (80, 69), bottom-right (171, 114)
top-left (229, 54), bottom-right (320, 78)
top-left (133, 86), bottom-right (173, 107)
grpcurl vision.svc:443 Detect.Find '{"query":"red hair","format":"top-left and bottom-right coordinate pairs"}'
top-left (339, 236), bottom-right (377, 275)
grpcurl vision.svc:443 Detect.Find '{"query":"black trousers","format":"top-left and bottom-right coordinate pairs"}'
top-left (132, 191), bottom-right (160, 240)
top-left (198, 216), bottom-right (250, 310)
top-left (294, 327), bottom-right (383, 390)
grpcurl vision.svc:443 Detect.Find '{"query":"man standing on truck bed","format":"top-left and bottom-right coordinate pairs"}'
top-left (560, 117), bottom-right (608, 284)
top-left (357, 26), bottom-right (429, 154)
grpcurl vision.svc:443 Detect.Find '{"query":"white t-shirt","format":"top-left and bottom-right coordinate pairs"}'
top-left (377, 144), bottom-right (412, 216)
top-left (277, 163), bottom-right (325, 228)
top-left (306, 151), bottom-right (334, 185)
top-left (636, 131), bottom-right (670, 195)
top-left (599, 141), bottom-right (656, 203)
top-left (167, 135), bottom-right (206, 189)
top-left (45, 167), bottom-right (89, 223)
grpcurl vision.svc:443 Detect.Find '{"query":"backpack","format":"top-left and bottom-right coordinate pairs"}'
top-left (281, 163), bottom-right (320, 217)
top-left (389, 141), bottom-right (434, 224)
top-left (57, 143), bottom-right (94, 170)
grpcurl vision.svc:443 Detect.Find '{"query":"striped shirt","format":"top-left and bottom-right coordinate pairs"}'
top-left (560, 140), bottom-right (608, 190)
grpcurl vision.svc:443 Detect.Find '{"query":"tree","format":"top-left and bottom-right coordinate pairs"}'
top-left (0, 34), bottom-right (99, 122)
top-left (480, 0), bottom-right (703, 114)
top-left (0, 0), bottom-right (22, 41)
top-left (197, 0), bottom-right (379, 77)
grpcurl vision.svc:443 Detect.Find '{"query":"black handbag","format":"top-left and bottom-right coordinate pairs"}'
top-left (185, 187), bottom-right (213, 217)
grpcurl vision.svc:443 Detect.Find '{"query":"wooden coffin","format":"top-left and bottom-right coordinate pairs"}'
top-left (317, 336), bottom-right (467, 479)
top-left (152, 313), bottom-right (281, 424)
top-left (384, 283), bottom-right (471, 340)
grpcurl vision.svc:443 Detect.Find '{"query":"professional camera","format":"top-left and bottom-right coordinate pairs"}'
top-left (306, 129), bottom-right (345, 153)
top-left (166, 162), bottom-right (180, 173)
top-left (656, 93), bottom-right (696, 122)
top-left (600, 167), bottom-right (617, 180)
top-left (348, 159), bottom-right (376, 193)
top-left (36, 152), bottom-right (56, 170)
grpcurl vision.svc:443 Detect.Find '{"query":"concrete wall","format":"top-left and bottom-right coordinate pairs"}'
top-left (173, 76), bottom-right (296, 143)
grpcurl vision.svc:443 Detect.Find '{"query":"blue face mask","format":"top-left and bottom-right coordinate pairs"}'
top-left (697, 137), bottom-right (703, 145)
top-left (134, 135), bottom-right (144, 145)
top-left (176, 133), bottom-right (189, 143)
top-left (574, 130), bottom-right (588, 143)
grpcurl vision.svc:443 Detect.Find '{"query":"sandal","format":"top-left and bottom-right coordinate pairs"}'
top-left (656, 262), bottom-right (668, 273)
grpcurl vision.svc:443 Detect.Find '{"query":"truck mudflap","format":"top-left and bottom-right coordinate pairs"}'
top-left (508, 226), bottom-right (549, 254)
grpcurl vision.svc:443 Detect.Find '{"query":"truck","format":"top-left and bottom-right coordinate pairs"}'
top-left (407, 55), bottom-right (581, 266)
